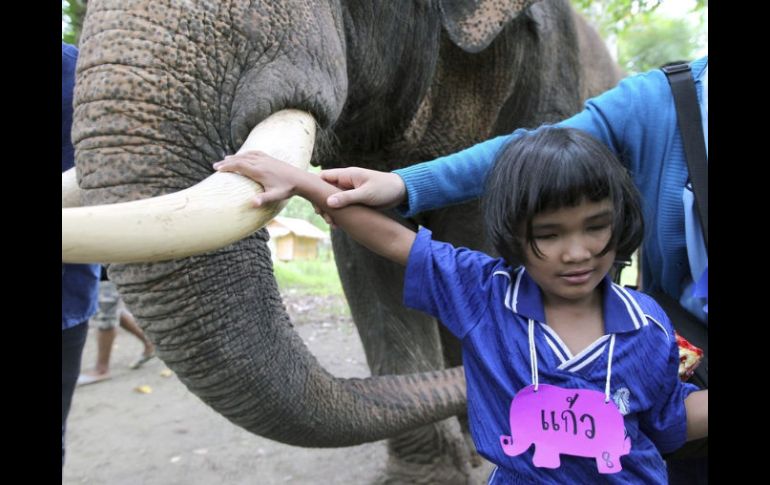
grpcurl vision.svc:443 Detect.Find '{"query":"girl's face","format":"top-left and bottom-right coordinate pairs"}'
top-left (522, 198), bottom-right (616, 307)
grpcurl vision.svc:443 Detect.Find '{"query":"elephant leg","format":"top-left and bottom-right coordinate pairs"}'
top-left (331, 227), bottom-right (473, 484)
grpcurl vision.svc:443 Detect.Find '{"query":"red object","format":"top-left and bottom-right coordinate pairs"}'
top-left (675, 331), bottom-right (703, 381)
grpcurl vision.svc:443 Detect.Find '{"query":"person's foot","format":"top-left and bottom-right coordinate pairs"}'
top-left (77, 371), bottom-right (111, 386)
top-left (129, 351), bottom-right (156, 370)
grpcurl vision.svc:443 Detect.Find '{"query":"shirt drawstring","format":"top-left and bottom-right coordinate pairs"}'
top-left (527, 319), bottom-right (616, 402)
top-left (528, 319), bottom-right (539, 391)
top-left (605, 334), bottom-right (616, 403)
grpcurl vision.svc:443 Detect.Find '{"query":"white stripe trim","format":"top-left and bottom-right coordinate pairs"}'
top-left (645, 314), bottom-right (669, 339)
top-left (493, 270), bottom-right (512, 310)
top-left (538, 323), bottom-right (573, 360)
top-left (614, 284), bottom-right (649, 327)
top-left (610, 284), bottom-right (641, 329)
top-left (542, 335), bottom-right (568, 364)
top-left (557, 334), bottom-right (611, 371)
top-left (616, 285), bottom-right (649, 325)
top-left (565, 343), bottom-right (607, 372)
top-left (511, 268), bottom-right (525, 312)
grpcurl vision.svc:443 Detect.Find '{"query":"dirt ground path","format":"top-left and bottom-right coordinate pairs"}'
top-left (63, 292), bottom-right (492, 484)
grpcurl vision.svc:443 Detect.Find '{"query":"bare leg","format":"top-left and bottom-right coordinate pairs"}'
top-left (77, 327), bottom-right (116, 385)
top-left (118, 309), bottom-right (154, 357)
top-left (93, 327), bottom-right (116, 374)
top-left (120, 309), bottom-right (157, 369)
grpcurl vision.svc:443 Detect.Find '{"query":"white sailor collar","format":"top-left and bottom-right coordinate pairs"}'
top-left (496, 267), bottom-right (649, 334)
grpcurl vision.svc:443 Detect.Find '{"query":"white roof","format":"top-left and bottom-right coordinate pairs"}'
top-left (267, 216), bottom-right (329, 240)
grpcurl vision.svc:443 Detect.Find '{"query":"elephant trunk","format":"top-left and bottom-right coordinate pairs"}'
top-left (112, 241), bottom-right (466, 447)
top-left (65, 108), bottom-right (468, 444)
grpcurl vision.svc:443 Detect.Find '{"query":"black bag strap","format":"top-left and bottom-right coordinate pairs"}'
top-left (662, 62), bottom-right (708, 251)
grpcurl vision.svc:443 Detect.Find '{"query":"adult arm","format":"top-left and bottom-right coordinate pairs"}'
top-left (214, 152), bottom-right (416, 266)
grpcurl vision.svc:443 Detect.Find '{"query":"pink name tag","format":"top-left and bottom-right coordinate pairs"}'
top-left (499, 384), bottom-right (631, 474)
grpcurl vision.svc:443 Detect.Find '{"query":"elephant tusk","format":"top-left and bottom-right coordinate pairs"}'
top-left (62, 167), bottom-right (81, 208)
top-left (62, 109), bottom-right (316, 263)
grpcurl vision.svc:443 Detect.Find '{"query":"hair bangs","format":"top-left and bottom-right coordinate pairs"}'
top-left (483, 127), bottom-right (645, 267)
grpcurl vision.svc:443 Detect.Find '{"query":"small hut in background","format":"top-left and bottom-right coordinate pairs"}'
top-left (266, 216), bottom-right (330, 261)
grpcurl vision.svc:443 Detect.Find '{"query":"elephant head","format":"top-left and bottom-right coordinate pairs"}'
top-left (63, 0), bottom-right (618, 480)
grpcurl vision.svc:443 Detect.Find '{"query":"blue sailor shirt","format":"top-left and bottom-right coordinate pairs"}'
top-left (404, 228), bottom-right (698, 484)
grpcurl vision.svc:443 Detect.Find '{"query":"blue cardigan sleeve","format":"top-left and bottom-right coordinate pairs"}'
top-left (392, 70), bottom-right (662, 217)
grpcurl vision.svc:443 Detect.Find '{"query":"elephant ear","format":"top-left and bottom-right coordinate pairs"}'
top-left (439, 0), bottom-right (540, 53)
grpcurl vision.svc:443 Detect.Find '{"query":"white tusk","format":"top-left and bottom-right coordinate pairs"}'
top-left (62, 167), bottom-right (82, 208)
top-left (62, 109), bottom-right (316, 263)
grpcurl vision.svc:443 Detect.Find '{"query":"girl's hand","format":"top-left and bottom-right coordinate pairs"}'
top-left (213, 151), bottom-right (300, 207)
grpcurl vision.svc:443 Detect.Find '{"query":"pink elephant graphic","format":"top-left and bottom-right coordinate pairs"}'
top-left (499, 384), bottom-right (631, 474)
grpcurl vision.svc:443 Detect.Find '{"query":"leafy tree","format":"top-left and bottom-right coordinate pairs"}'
top-left (572, 0), bottom-right (664, 36)
top-left (572, 0), bottom-right (707, 75)
top-left (62, 0), bottom-right (87, 45)
top-left (618, 12), bottom-right (700, 73)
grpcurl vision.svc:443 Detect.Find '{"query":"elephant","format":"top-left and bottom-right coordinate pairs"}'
top-left (64, 0), bottom-right (620, 482)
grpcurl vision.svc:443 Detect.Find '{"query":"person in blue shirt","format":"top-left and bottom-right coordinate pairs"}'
top-left (213, 127), bottom-right (708, 483)
top-left (62, 41), bottom-right (101, 467)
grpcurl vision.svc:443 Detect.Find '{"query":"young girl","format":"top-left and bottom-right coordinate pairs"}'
top-left (214, 127), bottom-right (708, 483)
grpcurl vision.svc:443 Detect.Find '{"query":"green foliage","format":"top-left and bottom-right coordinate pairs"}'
top-left (572, 0), bottom-right (707, 75)
top-left (572, 0), bottom-right (663, 36)
top-left (62, 0), bottom-right (87, 46)
top-left (273, 259), bottom-right (343, 295)
top-left (618, 12), bottom-right (700, 73)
